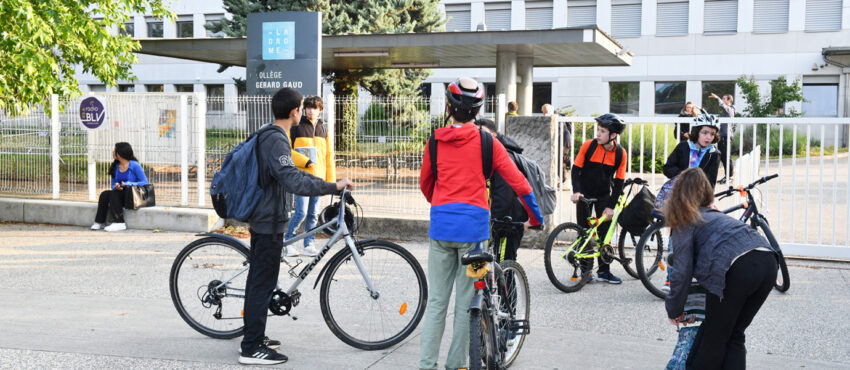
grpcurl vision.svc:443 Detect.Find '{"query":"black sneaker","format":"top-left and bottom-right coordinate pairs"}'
top-left (718, 177), bottom-right (727, 184)
top-left (263, 336), bottom-right (281, 350)
top-left (239, 345), bottom-right (288, 365)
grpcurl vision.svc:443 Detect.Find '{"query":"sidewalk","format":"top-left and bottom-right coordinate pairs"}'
top-left (1, 223), bottom-right (848, 369)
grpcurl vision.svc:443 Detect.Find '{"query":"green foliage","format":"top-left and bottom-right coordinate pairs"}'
top-left (0, 0), bottom-right (173, 117)
top-left (736, 76), bottom-right (805, 117)
top-left (731, 124), bottom-right (820, 157)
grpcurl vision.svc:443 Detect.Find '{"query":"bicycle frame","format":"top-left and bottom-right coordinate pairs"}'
top-left (562, 183), bottom-right (636, 261)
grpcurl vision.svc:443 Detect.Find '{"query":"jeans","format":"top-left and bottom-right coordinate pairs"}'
top-left (95, 189), bottom-right (127, 223)
top-left (418, 239), bottom-right (477, 370)
top-left (240, 231), bottom-right (284, 354)
top-left (285, 195), bottom-right (320, 247)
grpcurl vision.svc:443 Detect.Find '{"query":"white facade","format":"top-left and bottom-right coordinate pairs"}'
top-left (79, 0), bottom-right (850, 119)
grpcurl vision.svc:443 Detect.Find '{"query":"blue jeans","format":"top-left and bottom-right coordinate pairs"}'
top-left (285, 195), bottom-right (320, 247)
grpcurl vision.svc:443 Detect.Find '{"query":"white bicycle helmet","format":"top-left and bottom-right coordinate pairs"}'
top-left (692, 113), bottom-right (719, 130)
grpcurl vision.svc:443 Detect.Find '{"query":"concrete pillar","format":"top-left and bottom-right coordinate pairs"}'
top-left (496, 49), bottom-right (517, 107)
top-left (517, 57), bottom-right (534, 115)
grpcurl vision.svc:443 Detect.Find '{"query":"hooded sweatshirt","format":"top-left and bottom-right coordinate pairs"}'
top-left (420, 123), bottom-right (543, 242)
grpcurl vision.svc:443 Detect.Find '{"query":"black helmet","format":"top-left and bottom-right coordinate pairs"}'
top-left (445, 77), bottom-right (485, 123)
top-left (318, 202), bottom-right (357, 236)
top-left (595, 113), bottom-right (626, 135)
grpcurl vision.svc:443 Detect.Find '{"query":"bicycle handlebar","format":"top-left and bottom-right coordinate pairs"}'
top-left (624, 178), bottom-right (648, 186)
top-left (714, 174), bottom-right (778, 198)
top-left (579, 197), bottom-right (598, 205)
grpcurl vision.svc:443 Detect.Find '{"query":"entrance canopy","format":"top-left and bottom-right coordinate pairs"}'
top-left (137, 28), bottom-right (631, 69)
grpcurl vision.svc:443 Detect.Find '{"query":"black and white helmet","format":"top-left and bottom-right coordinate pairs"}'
top-left (692, 113), bottom-right (719, 130)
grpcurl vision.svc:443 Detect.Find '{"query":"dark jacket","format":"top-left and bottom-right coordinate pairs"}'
top-left (666, 208), bottom-right (776, 319)
top-left (663, 141), bottom-right (721, 187)
top-left (249, 124), bottom-right (338, 234)
top-left (490, 135), bottom-right (529, 223)
top-left (677, 113), bottom-right (693, 141)
top-left (571, 139), bottom-right (628, 209)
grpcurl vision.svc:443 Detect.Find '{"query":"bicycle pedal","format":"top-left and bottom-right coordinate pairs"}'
top-left (510, 320), bottom-right (530, 335)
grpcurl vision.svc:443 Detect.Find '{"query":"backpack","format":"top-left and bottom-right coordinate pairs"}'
top-left (618, 185), bottom-right (656, 234)
top-left (210, 126), bottom-right (278, 222)
top-left (428, 128), bottom-right (494, 180)
top-left (584, 139), bottom-right (624, 173)
top-left (513, 154), bottom-right (557, 215)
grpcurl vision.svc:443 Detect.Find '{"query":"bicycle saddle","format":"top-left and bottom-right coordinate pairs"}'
top-left (462, 249), bottom-right (494, 265)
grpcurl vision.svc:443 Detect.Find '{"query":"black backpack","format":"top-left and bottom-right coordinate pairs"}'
top-left (428, 128), bottom-right (494, 181)
top-left (584, 139), bottom-right (624, 172)
top-left (618, 185), bottom-right (656, 234)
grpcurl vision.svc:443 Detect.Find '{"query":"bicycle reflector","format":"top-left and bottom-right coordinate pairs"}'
top-left (399, 302), bottom-right (408, 315)
top-left (474, 281), bottom-right (486, 290)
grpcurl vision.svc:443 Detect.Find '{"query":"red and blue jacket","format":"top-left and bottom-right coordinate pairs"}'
top-left (420, 123), bottom-right (543, 242)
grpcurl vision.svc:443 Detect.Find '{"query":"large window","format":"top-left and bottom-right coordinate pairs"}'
top-left (445, 3), bottom-right (472, 31)
top-left (120, 22), bottom-right (135, 37)
top-left (701, 81), bottom-right (736, 115)
top-left (656, 0), bottom-right (689, 36)
top-left (532, 83), bottom-right (553, 114)
top-left (88, 85), bottom-right (106, 92)
top-left (610, 82), bottom-right (640, 115)
top-left (805, 0), bottom-right (842, 32)
top-left (175, 84), bottom-right (194, 93)
top-left (205, 14), bottom-right (226, 37)
top-left (145, 84), bottom-right (164, 92)
top-left (176, 17), bottom-right (193, 38)
top-left (803, 84), bottom-right (839, 117)
top-left (704, 0), bottom-right (738, 34)
top-left (753, 0), bottom-right (789, 33)
top-left (611, 0), bottom-right (642, 38)
top-left (118, 85), bottom-right (135, 92)
top-left (526, 1), bottom-right (554, 30)
top-left (485, 2), bottom-right (512, 31)
top-left (655, 81), bottom-right (686, 115)
top-left (567, 0), bottom-right (597, 28)
top-left (206, 84), bottom-right (225, 112)
top-left (146, 18), bottom-right (163, 38)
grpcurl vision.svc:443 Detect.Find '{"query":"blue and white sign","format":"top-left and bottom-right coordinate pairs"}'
top-left (80, 96), bottom-right (106, 129)
top-left (262, 22), bottom-right (295, 60)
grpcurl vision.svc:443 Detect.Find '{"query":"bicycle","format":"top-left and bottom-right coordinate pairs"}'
top-left (168, 189), bottom-right (428, 350)
top-left (465, 217), bottom-right (532, 369)
top-left (634, 174), bottom-right (790, 299)
top-left (543, 178), bottom-right (651, 293)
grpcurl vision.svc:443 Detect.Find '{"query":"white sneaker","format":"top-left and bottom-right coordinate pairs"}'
top-left (285, 245), bottom-right (301, 257)
top-left (104, 223), bottom-right (127, 232)
top-left (90, 223), bottom-right (104, 230)
top-left (302, 245), bottom-right (318, 257)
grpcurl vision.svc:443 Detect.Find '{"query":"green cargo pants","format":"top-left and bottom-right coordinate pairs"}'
top-left (418, 238), bottom-right (478, 370)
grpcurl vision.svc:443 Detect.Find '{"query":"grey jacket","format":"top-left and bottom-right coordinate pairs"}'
top-left (665, 208), bottom-right (776, 319)
top-left (715, 98), bottom-right (735, 136)
top-left (249, 124), bottom-right (338, 234)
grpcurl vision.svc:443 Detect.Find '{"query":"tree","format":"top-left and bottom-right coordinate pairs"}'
top-left (736, 75), bottom-right (805, 117)
top-left (210, 0), bottom-right (445, 150)
top-left (0, 0), bottom-right (173, 116)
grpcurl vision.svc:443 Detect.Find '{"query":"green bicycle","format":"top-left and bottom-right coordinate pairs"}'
top-left (544, 178), bottom-right (657, 293)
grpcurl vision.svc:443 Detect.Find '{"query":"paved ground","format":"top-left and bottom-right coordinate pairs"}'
top-left (1, 223), bottom-right (849, 369)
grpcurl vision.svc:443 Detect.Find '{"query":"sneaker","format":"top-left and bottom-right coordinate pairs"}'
top-left (301, 245), bottom-right (318, 257)
top-left (285, 245), bottom-right (301, 257)
top-left (90, 223), bottom-right (104, 230)
top-left (237, 337), bottom-right (280, 354)
top-left (104, 223), bottom-right (126, 232)
top-left (660, 280), bottom-right (671, 294)
top-left (596, 271), bottom-right (622, 284)
top-left (238, 345), bottom-right (288, 365)
top-left (718, 177), bottom-right (727, 185)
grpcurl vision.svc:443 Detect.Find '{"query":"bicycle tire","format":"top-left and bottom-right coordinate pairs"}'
top-left (617, 229), bottom-right (644, 280)
top-left (544, 222), bottom-right (593, 293)
top-left (320, 239), bottom-right (427, 350)
top-left (169, 237), bottom-right (249, 339)
top-left (498, 260), bottom-right (530, 367)
top-left (469, 302), bottom-right (499, 370)
top-left (754, 217), bottom-right (790, 292)
top-left (635, 220), bottom-right (668, 300)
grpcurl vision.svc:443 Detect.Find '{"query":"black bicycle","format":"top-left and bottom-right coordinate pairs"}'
top-left (168, 189), bottom-right (428, 350)
top-left (635, 174), bottom-right (790, 299)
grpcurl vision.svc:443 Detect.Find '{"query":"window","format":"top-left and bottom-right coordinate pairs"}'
top-left (118, 85), bottom-right (135, 92)
top-left (526, 1), bottom-right (554, 30)
top-left (753, 0), bottom-right (789, 33)
top-left (205, 14), bottom-right (226, 37)
top-left (145, 84), bottom-right (164, 92)
top-left (704, 0), bottom-right (738, 34)
top-left (656, 0), bottom-right (689, 36)
top-left (175, 84), bottom-right (194, 93)
top-left (485, 2), bottom-right (512, 31)
top-left (88, 84), bottom-right (106, 92)
top-left (532, 83), bottom-right (553, 115)
top-left (655, 81), bottom-right (686, 114)
top-left (610, 82), bottom-right (640, 115)
top-left (146, 18), bottom-right (163, 37)
top-left (611, 0), bottom-right (642, 38)
top-left (206, 84), bottom-right (225, 111)
top-left (701, 81), bottom-right (735, 115)
top-left (805, 0), bottom-right (842, 32)
top-left (445, 4), bottom-right (471, 31)
top-left (802, 84), bottom-right (839, 117)
top-left (567, 0), bottom-right (597, 28)
top-left (176, 17), bottom-right (193, 38)
top-left (120, 22), bottom-right (135, 37)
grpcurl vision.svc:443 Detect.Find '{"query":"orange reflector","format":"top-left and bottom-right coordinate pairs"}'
top-left (474, 281), bottom-right (486, 290)
top-left (570, 276), bottom-right (578, 281)
top-left (241, 309), bottom-right (244, 317)
top-left (659, 261), bottom-right (666, 271)
top-left (399, 303), bottom-right (408, 315)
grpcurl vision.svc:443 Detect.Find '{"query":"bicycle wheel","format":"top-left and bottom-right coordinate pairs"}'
top-left (499, 260), bottom-right (530, 367)
top-left (544, 223), bottom-right (593, 293)
top-left (469, 302), bottom-right (499, 370)
top-left (635, 221), bottom-right (668, 299)
top-left (169, 237), bottom-right (249, 339)
top-left (617, 228), bottom-right (644, 280)
top-left (320, 239), bottom-right (427, 350)
top-left (754, 217), bottom-right (790, 292)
